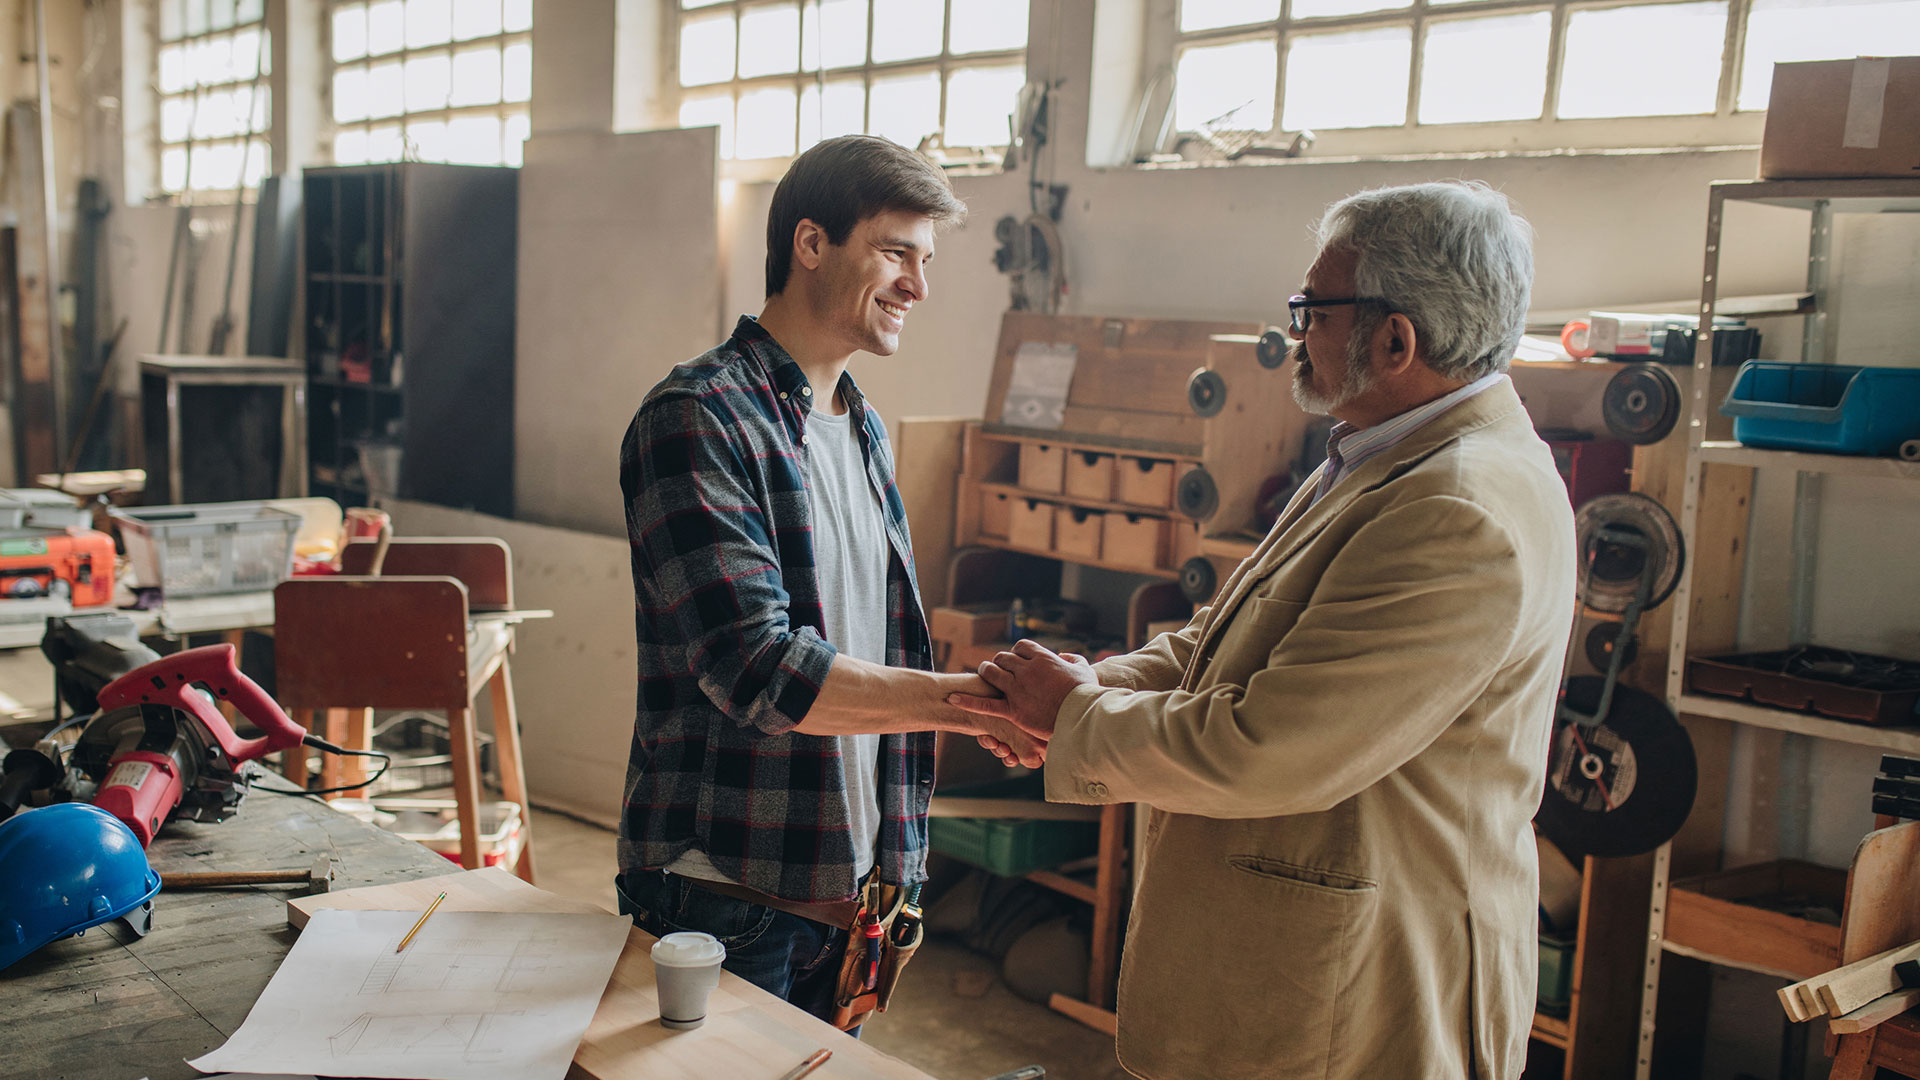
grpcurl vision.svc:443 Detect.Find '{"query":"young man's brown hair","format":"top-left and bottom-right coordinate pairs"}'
top-left (764, 135), bottom-right (967, 297)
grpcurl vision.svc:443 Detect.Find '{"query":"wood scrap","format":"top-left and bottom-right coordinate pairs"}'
top-left (1777, 939), bottom-right (1920, 1021)
top-left (1830, 989), bottom-right (1920, 1035)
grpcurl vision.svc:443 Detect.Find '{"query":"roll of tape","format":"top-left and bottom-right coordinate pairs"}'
top-left (1561, 320), bottom-right (1596, 359)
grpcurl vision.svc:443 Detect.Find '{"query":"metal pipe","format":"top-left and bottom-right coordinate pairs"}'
top-left (33, 0), bottom-right (66, 463)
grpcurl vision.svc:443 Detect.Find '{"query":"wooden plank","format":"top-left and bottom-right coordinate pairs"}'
top-left (1840, 821), bottom-right (1920, 965)
top-left (1566, 852), bottom-right (1656, 1080)
top-left (294, 869), bottom-right (936, 1080)
top-left (1816, 941), bottom-right (1920, 1018)
top-left (895, 417), bottom-right (969, 612)
top-left (7, 104), bottom-right (58, 478)
top-left (1664, 880), bottom-right (1842, 980)
top-left (1026, 870), bottom-right (1097, 905)
top-left (1047, 992), bottom-right (1118, 1037)
top-left (1828, 989), bottom-right (1920, 1034)
top-left (340, 537), bottom-right (514, 610)
top-left (1088, 803), bottom-right (1129, 1010)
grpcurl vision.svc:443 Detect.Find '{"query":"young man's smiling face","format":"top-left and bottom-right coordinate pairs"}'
top-left (811, 208), bottom-right (936, 358)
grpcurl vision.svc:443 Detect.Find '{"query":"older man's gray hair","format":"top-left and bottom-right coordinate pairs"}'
top-left (1315, 181), bottom-right (1534, 383)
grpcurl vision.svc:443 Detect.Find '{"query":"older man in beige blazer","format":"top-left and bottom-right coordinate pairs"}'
top-left (955, 182), bottom-right (1576, 1080)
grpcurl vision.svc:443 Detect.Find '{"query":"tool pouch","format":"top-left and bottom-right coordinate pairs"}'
top-left (830, 882), bottom-right (922, 1030)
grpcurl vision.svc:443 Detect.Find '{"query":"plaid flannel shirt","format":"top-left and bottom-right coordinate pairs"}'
top-left (618, 315), bottom-right (937, 904)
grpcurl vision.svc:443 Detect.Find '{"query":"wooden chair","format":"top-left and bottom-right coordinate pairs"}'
top-left (1828, 819), bottom-right (1920, 1079)
top-left (273, 537), bottom-right (535, 882)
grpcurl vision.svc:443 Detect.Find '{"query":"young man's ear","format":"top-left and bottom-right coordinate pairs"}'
top-left (792, 219), bottom-right (827, 274)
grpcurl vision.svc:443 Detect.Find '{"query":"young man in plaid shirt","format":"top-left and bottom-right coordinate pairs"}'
top-left (616, 135), bottom-right (1043, 1022)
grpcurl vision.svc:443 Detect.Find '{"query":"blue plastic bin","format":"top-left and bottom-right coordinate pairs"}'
top-left (1720, 362), bottom-right (1920, 456)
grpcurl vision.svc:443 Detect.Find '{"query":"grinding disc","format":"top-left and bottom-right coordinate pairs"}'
top-left (1178, 557), bottom-right (1217, 604)
top-left (1176, 466), bottom-right (1220, 521)
top-left (1255, 329), bottom-right (1289, 370)
top-left (1584, 621), bottom-right (1639, 671)
top-left (1602, 363), bottom-right (1681, 445)
top-left (1574, 492), bottom-right (1683, 614)
top-left (1188, 368), bottom-right (1227, 417)
top-left (1536, 676), bottom-right (1697, 859)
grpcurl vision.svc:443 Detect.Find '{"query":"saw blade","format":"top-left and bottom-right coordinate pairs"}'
top-left (1536, 675), bottom-right (1697, 859)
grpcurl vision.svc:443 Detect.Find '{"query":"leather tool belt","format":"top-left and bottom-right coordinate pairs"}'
top-left (830, 879), bottom-right (924, 1030)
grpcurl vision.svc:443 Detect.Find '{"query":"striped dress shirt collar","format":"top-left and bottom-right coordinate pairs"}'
top-left (1310, 371), bottom-right (1508, 508)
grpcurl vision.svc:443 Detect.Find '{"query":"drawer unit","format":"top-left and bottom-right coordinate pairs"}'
top-left (1018, 443), bottom-right (1067, 493)
top-left (1008, 497), bottom-right (1055, 551)
top-left (1064, 450), bottom-right (1115, 501)
top-left (1056, 506), bottom-right (1104, 561)
top-left (1103, 512), bottom-right (1168, 569)
top-left (1117, 456), bottom-right (1176, 509)
top-left (979, 489), bottom-right (1013, 539)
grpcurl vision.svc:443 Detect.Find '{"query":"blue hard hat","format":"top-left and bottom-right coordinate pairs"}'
top-left (0, 802), bottom-right (161, 972)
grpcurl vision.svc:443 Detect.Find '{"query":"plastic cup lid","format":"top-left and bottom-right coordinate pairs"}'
top-left (651, 931), bottom-right (725, 967)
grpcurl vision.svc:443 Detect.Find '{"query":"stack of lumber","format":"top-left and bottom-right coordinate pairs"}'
top-left (1778, 940), bottom-right (1920, 1034)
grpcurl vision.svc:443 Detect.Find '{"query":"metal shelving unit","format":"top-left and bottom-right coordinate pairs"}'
top-left (1637, 177), bottom-right (1920, 1079)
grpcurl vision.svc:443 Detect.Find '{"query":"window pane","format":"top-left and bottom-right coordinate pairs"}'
top-left (407, 119), bottom-right (449, 161)
top-left (951, 0), bottom-right (1028, 53)
top-left (1283, 26), bottom-right (1411, 130)
top-left (1559, 2), bottom-right (1727, 118)
top-left (162, 147), bottom-right (189, 192)
top-left (504, 110), bottom-right (530, 166)
top-left (231, 29), bottom-right (265, 80)
top-left (368, 123), bottom-right (405, 161)
top-left (158, 46), bottom-right (190, 94)
top-left (236, 0), bottom-right (263, 21)
top-left (1419, 12), bottom-right (1549, 124)
top-left (407, 0), bottom-right (453, 48)
top-left (680, 11), bottom-right (736, 86)
top-left (1293, 0), bottom-right (1407, 15)
top-left (334, 3), bottom-right (369, 61)
top-left (452, 0), bottom-right (502, 40)
top-left (1173, 38), bottom-right (1276, 133)
top-left (1179, 0), bottom-right (1278, 32)
top-left (368, 0), bottom-right (405, 55)
top-left (871, 0), bottom-right (943, 64)
top-left (193, 36), bottom-right (234, 85)
top-left (737, 85), bottom-right (799, 158)
top-left (740, 3), bottom-right (800, 78)
top-left (1739, 0), bottom-right (1920, 110)
top-left (504, 41), bottom-right (532, 101)
top-left (684, 0), bottom-right (728, 6)
top-left (334, 127), bottom-right (370, 164)
top-left (210, 0), bottom-right (235, 30)
top-left (193, 141), bottom-right (243, 190)
top-left (447, 114), bottom-right (504, 163)
top-left (160, 0), bottom-right (185, 41)
top-left (945, 63), bottom-right (1025, 146)
top-left (334, 64), bottom-right (372, 122)
top-left (802, 0), bottom-right (867, 70)
top-left (368, 60), bottom-right (405, 118)
top-left (405, 52), bottom-right (453, 112)
top-left (503, 0), bottom-right (531, 32)
top-left (868, 68), bottom-right (941, 147)
top-left (184, 0), bottom-right (209, 36)
top-left (161, 96), bottom-right (194, 143)
top-left (680, 92), bottom-right (736, 157)
top-left (800, 77), bottom-right (865, 148)
top-left (243, 139), bottom-right (271, 187)
top-left (450, 44), bottom-right (502, 106)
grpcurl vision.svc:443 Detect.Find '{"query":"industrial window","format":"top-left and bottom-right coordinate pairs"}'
top-left (674, 0), bottom-right (1030, 166)
top-left (154, 0), bottom-right (272, 196)
top-left (326, 0), bottom-right (533, 166)
top-left (1155, 0), bottom-right (1920, 160)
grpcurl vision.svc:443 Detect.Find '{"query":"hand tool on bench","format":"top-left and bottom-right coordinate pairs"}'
top-left (162, 855), bottom-right (333, 894)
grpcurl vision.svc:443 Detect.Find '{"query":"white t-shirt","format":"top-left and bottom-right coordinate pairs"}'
top-left (668, 398), bottom-right (892, 885)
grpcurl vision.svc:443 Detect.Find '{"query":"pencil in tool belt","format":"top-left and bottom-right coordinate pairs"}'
top-left (776, 1048), bottom-right (831, 1080)
top-left (396, 891), bottom-right (448, 952)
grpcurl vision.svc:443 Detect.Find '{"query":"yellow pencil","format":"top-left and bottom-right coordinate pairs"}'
top-left (396, 891), bottom-right (448, 953)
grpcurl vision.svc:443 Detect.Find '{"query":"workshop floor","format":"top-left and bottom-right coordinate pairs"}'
top-left (525, 805), bottom-right (1132, 1080)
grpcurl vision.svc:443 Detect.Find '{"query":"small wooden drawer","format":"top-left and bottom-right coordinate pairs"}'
top-left (1116, 456), bottom-right (1175, 508)
top-left (1103, 512), bottom-right (1168, 569)
top-left (1018, 443), bottom-right (1067, 494)
top-left (1055, 506), bottom-right (1105, 561)
top-left (1064, 450), bottom-right (1115, 501)
top-left (1008, 497), bottom-right (1055, 551)
top-left (979, 489), bottom-right (1013, 539)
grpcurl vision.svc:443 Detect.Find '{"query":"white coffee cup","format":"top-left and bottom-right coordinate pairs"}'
top-left (651, 931), bottom-right (726, 1029)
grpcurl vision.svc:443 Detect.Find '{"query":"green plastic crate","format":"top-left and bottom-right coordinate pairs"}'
top-left (1538, 930), bottom-right (1576, 1015)
top-left (928, 777), bottom-right (1100, 878)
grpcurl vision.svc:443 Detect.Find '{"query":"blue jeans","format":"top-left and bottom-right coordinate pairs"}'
top-left (615, 869), bottom-right (852, 1028)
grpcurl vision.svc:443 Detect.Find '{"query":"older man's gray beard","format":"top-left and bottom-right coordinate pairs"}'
top-left (1288, 333), bottom-right (1375, 415)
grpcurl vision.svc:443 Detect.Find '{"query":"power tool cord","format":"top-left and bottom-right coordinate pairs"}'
top-left (251, 734), bottom-right (394, 798)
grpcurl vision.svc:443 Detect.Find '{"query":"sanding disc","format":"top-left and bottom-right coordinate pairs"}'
top-left (1188, 368), bottom-right (1227, 417)
top-left (1602, 363), bottom-right (1681, 445)
top-left (1584, 621), bottom-right (1639, 671)
top-left (1255, 329), bottom-right (1289, 369)
top-left (1574, 492), bottom-right (1683, 614)
top-left (1177, 557), bottom-right (1217, 604)
top-left (1176, 466), bottom-right (1220, 521)
top-left (1536, 676), bottom-right (1696, 859)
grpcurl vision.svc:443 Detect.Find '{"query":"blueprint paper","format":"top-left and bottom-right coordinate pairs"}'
top-left (190, 909), bottom-right (631, 1080)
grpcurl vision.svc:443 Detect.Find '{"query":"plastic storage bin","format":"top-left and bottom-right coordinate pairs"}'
top-left (111, 501), bottom-right (301, 596)
top-left (1719, 362), bottom-right (1920, 456)
top-left (928, 777), bottom-right (1100, 877)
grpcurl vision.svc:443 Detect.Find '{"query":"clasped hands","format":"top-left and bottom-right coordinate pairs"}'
top-left (942, 639), bottom-right (1098, 768)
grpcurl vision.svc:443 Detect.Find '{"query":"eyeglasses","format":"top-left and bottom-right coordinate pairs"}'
top-left (1286, 294), bottom-right (1392, 335)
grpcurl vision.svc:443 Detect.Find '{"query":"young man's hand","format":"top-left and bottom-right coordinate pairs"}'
top-left (931, 672), bottom-right (1046, 768)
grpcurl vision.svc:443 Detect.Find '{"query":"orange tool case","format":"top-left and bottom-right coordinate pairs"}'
top-left (0, 528), bottom-right (116, 608)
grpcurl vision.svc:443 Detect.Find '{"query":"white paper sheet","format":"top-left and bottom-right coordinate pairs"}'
top-left (1000, 341), bottom-right (1079, 429)
top-left (190, 909), bottom-right (631, 1080)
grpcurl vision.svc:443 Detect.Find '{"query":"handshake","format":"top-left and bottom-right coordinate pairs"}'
top-left (934, 639), bottom-right (1100, 770)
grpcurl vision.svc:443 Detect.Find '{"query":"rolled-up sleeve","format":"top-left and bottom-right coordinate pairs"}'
top-left (622, 391), bottom-right (836, 736)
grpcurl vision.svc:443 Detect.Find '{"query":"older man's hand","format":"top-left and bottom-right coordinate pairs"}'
top-left (931, 671), bottom-right (1048, 768)
top-left (947, 640), bottom-right (1097, 759)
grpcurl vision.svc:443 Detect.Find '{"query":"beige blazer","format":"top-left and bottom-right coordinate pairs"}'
top-left (1044, 381), bottom-right (1576, 1080)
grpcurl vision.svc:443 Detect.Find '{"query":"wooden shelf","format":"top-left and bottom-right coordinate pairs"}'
top-left (1697, 442), bottom-right (1920, 481)
top-left (977, 424), bottom-right (1204, 462)
top-left (1530, 1011), bottom-right (1571, 1050)
top-left (1675, 694), bottom-right (1920, 755)
top-left (1712, 176), bottom-right (1920, 214)
top-left (1028, 869), bottom-right (1098, 905)
top-left (978, 481), bottom-right (1187, 522)
top-left (971, 536), bottom-right (1178, 581)
top-left (1527, 291), bottom-right (1815, 332)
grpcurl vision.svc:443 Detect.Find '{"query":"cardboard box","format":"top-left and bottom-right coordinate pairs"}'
top-left (1116, 456), bottom-right (1176, 508)
top-left (1009, 497), bottom-right (1055, 551)
top-left (1055, 506), bottom-right (1104, 561)
top-left (1760, 57), bottom-right (1920, 179)
top-left (929, 602), bottom-right (1011, 647)
top-left (1018, 443), bottom-right (1066, 493)
top-left (1064, 450), bottom-right (1115, 501)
